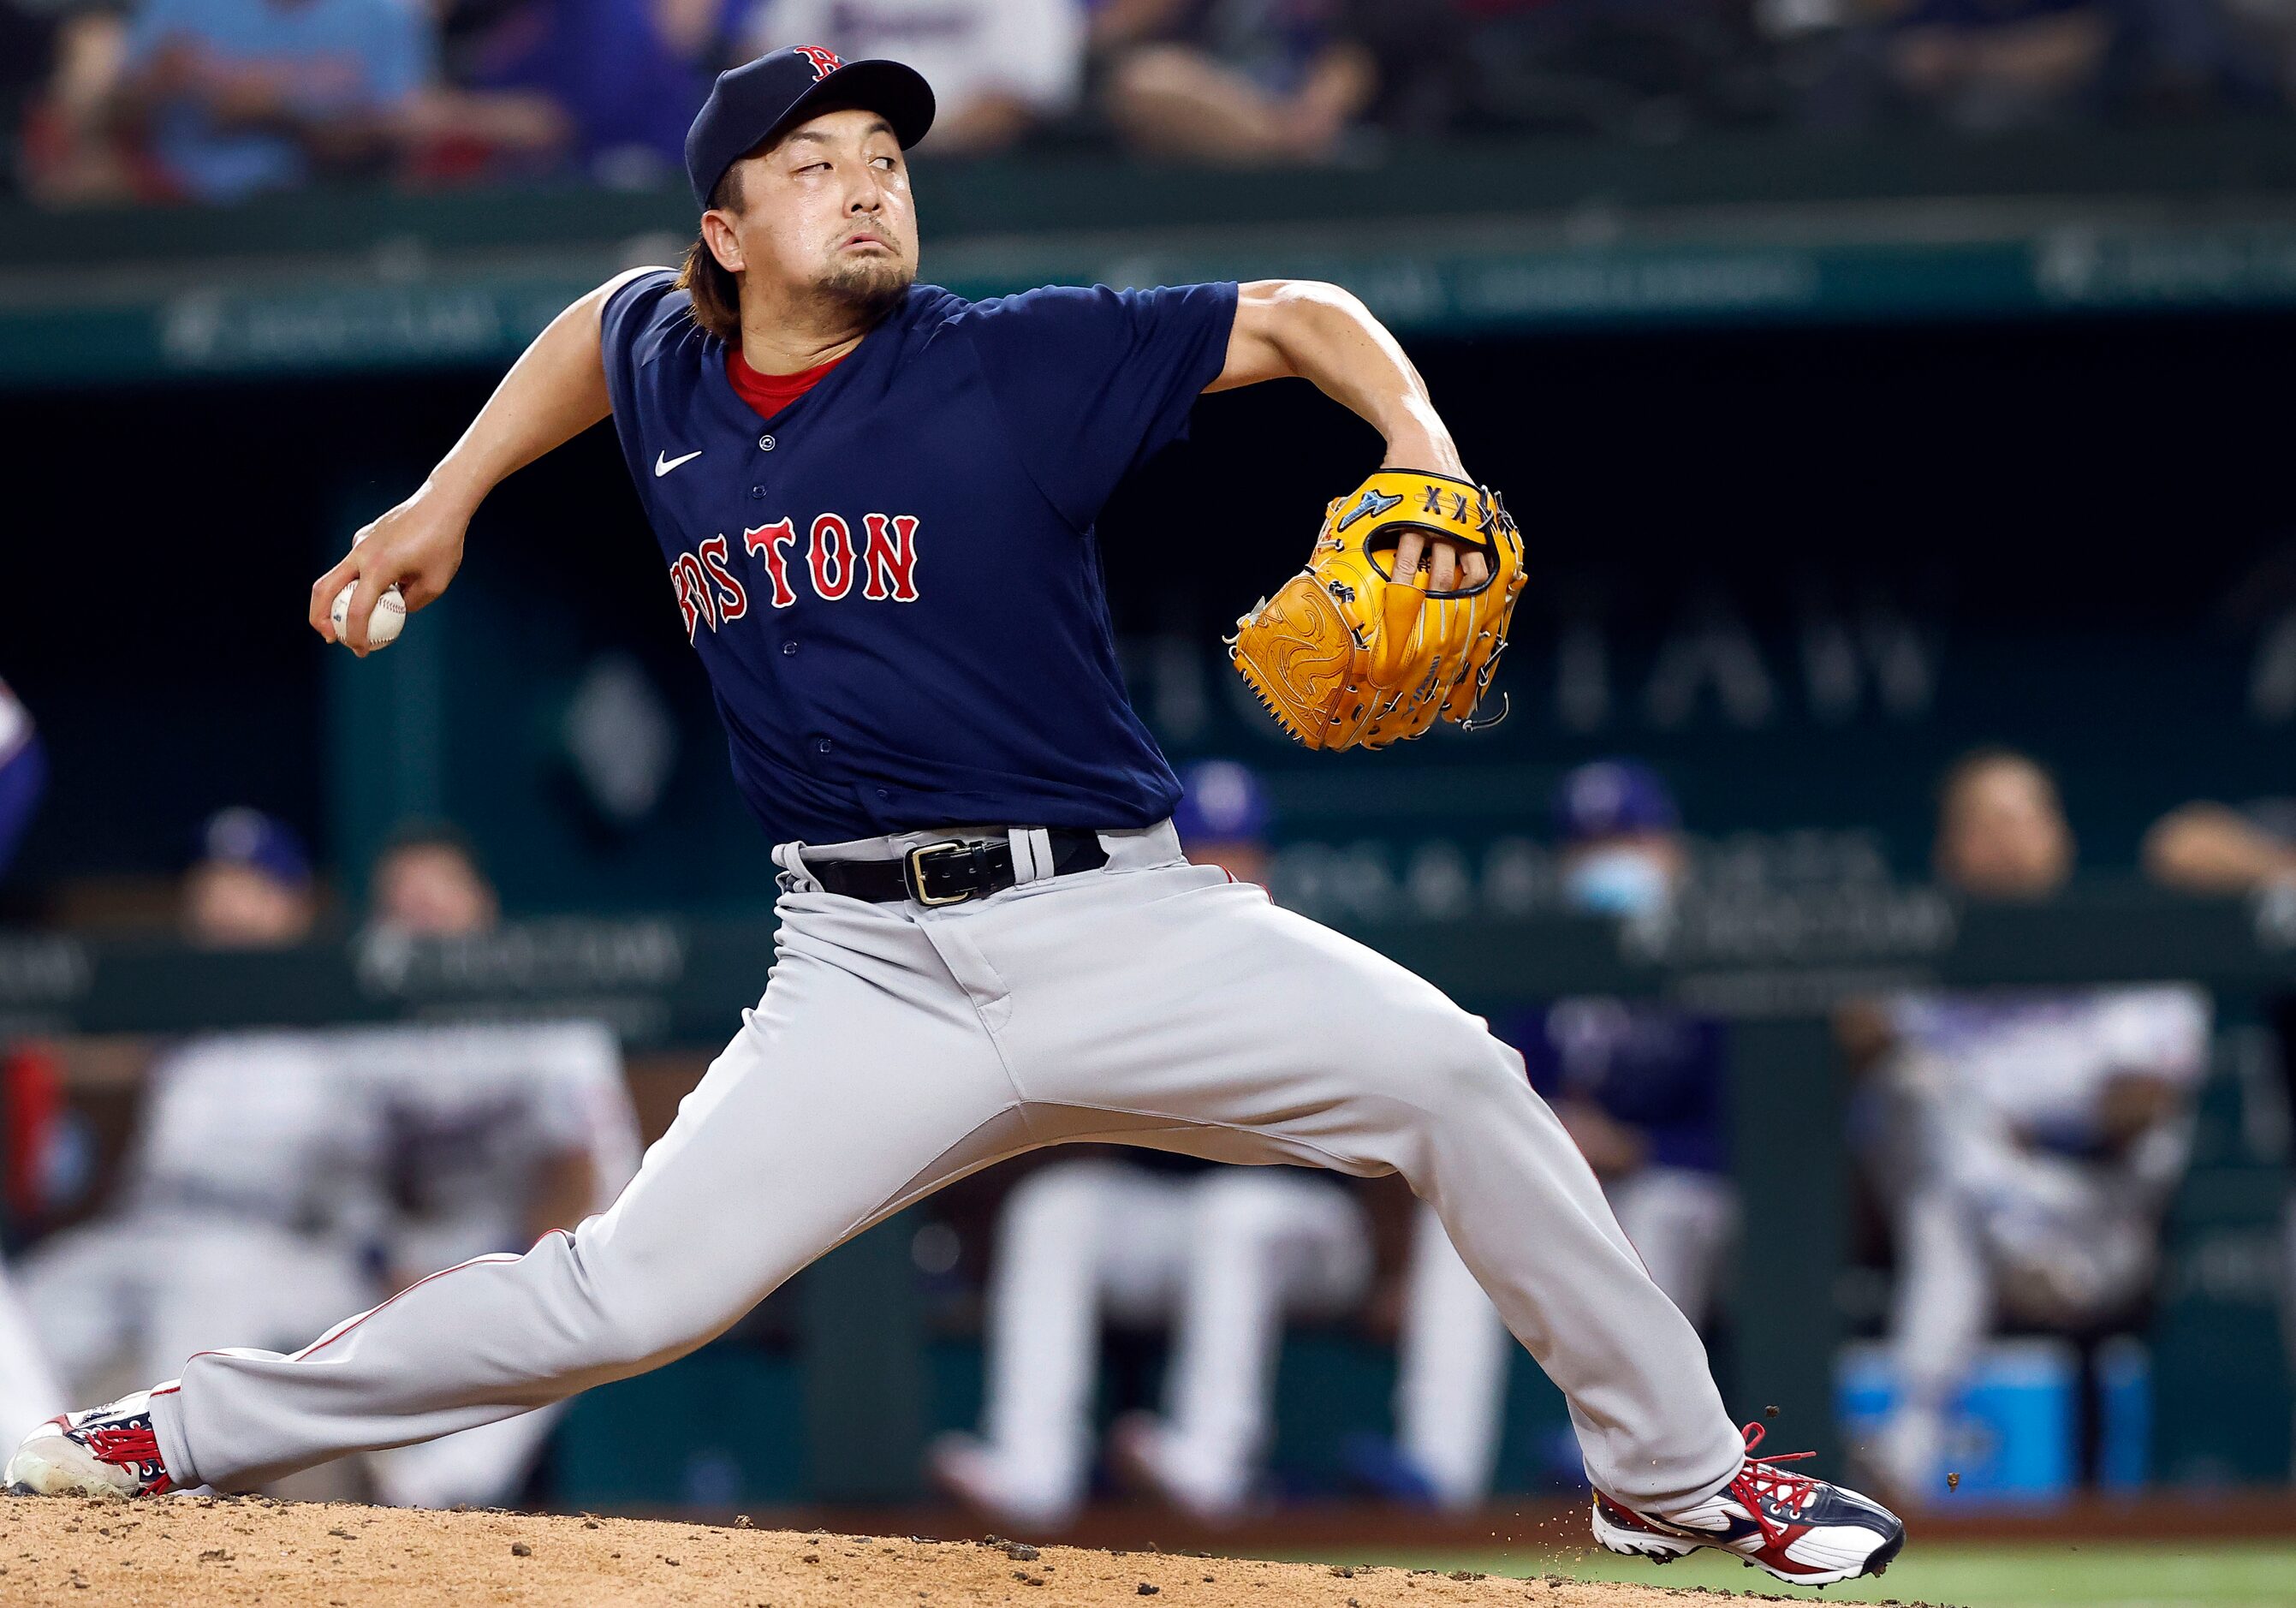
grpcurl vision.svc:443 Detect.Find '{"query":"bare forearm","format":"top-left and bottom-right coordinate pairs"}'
top-left (1214, 280), bottom-right (1460, 474)
top-left (424, 279), bottom-right (622, 516)
top-left (311, 273), bottom-right (637, 647)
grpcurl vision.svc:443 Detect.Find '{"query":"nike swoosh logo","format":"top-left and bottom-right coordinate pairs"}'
top-left (655, 449), bottom-right (702, 477)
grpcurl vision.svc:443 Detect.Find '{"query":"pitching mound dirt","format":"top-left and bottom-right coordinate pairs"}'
top-left (0, 1493), bottom-right (1781, 1607)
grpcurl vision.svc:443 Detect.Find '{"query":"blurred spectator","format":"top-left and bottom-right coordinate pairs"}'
top-left (1856, 747), bottom-right (2210, 1501)
top-left (1100, 0), bottom-right (1376, 164)
top-left (1884, 0), bottom-right (2114, 133)
top-left (0, 678), bottom-right (46, 879)
top-left (744, 0), bottom-right (1086, 155)
top-left (182, 807), bottom-right (317, 949)
top-left (100, 0), bottom-right (437, 200)
top-left (931, 761), bottom-right (1373, 1529)
top-left (22, 0), bottom-right (585, 203)
top-left (368, 820), bottom-right (501, 936)
top-left (433, 0), bottom-right (723, 187)
top-left (10, 0), bottom-right (147, 203)
top-left (1434, 0), bottom-right (1776, 142)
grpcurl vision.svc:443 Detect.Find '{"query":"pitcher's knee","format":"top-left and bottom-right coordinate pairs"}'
top-left (1400, 1009), bottom-right (1527, 1123)
top-left (559, 1234), bottom-right (741, 1377)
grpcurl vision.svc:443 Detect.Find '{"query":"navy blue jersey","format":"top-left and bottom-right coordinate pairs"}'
top-left (1506, 1000), bottom-right (1728, 1175)
top-left (599, 270), bottom-right (1240, 846)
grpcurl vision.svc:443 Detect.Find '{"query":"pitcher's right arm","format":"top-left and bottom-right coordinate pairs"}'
top-left (310, 269), bottom-right (656, 653)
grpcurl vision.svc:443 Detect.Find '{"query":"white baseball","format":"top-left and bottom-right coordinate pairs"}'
top-left (331, 581), bottom-right (407, 649)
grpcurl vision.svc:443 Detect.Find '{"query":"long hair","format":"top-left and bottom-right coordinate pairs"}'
top-left (676, 170), bottom-right (744, 345)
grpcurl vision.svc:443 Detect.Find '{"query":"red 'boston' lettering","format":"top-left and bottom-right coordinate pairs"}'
top-left (669, 561), bottom-right (704, 640)
top-left (861, 514), bottom-right (921, 602)
top-left (699, 534), bottom-right (747, 622)
top-left (743, 519), bottom-right (800, 608)
top-left (807, 514), bottom-right (855, 602)
top-left (671, 551), bottom-right (717, 639)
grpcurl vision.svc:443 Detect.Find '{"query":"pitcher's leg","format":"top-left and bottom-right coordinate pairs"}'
top-left (152, 905), bottom-right (1023, 1491)
top-left (991, 879), bottom-right (1745, 1510)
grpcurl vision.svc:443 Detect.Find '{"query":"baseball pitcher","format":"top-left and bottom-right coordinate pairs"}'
top-left (10, 47), bottom-right (1903, 1584)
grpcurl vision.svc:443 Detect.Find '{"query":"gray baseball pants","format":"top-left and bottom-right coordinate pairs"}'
top-left (150, 822), bottom-right (1744, 1510)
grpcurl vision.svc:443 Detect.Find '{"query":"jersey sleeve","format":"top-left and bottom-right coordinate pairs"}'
top-left (599, 267), bottom-right (687, 418)
top-left (962, 281), bottom-right (1240, 531)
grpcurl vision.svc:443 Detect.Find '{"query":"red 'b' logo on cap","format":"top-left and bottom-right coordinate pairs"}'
top-left (794, 45), bottom-right (843, 80)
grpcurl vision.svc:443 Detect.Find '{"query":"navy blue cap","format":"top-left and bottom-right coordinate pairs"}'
top-left (196, 807), bottom-right (312, 887)
top-left (1173, 760), bottom-right (1273, 849)
top-left (1552, 760), bottom-right (1680, 845)
top-left (686, 46), bottom-right (936, 210)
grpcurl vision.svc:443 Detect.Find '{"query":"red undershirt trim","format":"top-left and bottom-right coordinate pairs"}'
top-left (728, 348), bottom-right (844, 419)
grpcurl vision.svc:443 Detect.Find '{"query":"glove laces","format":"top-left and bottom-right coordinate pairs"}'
top-left (1727, 1420), bottom-right (1818, 1545)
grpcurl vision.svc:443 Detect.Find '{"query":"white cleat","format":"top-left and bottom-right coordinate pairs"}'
top-left (6, 1389), bottom-right (176, 1499)
top-left (1591, 1420), bottom-right (1906, 1587)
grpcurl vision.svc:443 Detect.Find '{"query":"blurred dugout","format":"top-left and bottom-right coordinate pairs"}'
top-left (17, 814), bottom-right (642, 1507)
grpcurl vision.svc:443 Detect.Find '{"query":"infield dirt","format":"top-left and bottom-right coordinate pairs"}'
top-left (0, 1493), bottom-right (1840, 1607)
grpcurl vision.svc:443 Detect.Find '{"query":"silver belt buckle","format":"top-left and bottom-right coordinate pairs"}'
top-left (904, 840), bottom-right (976, 907)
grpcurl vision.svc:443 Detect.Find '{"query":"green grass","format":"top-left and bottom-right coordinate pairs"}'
top-left (1268, 1541), bottom-right (2296, 1608)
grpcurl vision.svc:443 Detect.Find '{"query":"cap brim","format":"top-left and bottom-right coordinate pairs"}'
top-left (767, 58), bottom-right (937, 152)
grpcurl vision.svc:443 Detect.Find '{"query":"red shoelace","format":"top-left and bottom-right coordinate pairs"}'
top-left (1726, 1421), bottom-right (1819, 1545)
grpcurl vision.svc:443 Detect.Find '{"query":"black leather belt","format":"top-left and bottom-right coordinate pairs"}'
top-left (808, 829), bottom-right (1109, 907)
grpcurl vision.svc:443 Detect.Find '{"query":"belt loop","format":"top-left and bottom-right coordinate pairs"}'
top-left (1006, 826), bottom-right (1049, 885)
top-left (773, 841), bottom-right (822, 893)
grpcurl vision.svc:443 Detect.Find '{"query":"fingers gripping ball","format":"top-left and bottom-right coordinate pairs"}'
top-left (330, 581), bottom-right (407, 650)
top-left (1229, 470), bottom-right (1525, 750)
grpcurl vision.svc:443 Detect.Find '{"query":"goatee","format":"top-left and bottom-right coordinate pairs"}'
top-left (818, 257), bottom-right (914, 326)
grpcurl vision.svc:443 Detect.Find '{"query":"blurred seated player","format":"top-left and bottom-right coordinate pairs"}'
top-left (2143, 788), bottom-right (2296, 1444)
top-left (0, 677), bottom-right (47, 880)
top-left (1532, 762), bottom-right (1732, 1331)
top-left (1351, 760), bottom-right (1733, 1509)
top-left (346, 824), bottom-right (641, 1509)
top-left (930, 760), bottom-right (1374, 1529)
top-left (1099, 0), bottom-right (1376, 164)
top-left (744, 0), bottom-right (1086, 154)
top-left (366, 818), bottom-right (500, 936)
top-left (22, 811), bottom-right (377, 1426)
top-left (0, 677), bottom-right (68, 1448)
top-left (2144, 794), bottom-right (2296, 895)
top-left (1857, 747), bottom-right (2209, 1500)
top-left (181, 806), bottom-right (319, 949)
